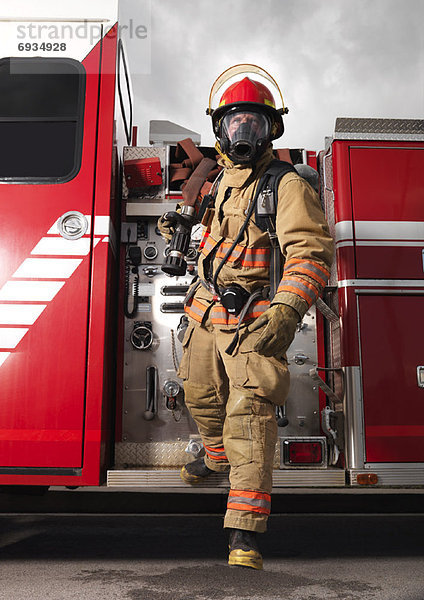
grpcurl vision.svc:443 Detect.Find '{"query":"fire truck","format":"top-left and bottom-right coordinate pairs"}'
top-left (1, 1), bottom-right (424, 493)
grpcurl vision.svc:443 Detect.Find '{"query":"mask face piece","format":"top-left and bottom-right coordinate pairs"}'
top-left (220, 109), bottom-right (271, 164)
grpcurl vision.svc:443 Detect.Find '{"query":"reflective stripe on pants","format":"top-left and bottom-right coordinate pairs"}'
top-left (179, 318), bottom-right (289, 532)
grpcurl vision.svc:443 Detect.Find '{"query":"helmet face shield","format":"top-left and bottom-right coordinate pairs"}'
top-left (220, 109), bottom-right (271, 164)
top-left (207, 66), bottom-right (287, 151)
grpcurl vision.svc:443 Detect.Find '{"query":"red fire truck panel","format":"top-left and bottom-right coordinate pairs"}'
top-left (0, 15), bottom-right (120, 484)
top-left (350, 144), bottom-right (424, 280)
top-left (0, 16), bottom-right (423, 499)
top-left (0, 54), bottom-right (100, 468)
top-left (359, 294), bottom-right (424, 463)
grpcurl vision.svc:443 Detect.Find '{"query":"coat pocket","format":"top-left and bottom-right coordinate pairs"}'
top-left (235, 329), bottom-right (290, 405)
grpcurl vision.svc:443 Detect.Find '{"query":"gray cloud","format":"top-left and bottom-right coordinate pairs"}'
top-left (122, 0), bottom-right (423, 151)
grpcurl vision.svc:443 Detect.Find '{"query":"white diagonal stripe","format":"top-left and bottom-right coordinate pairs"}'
top-left (0, 213), bottom-right (109, 369)
top-left (0, 281), bottom-right (65, 301)
top-left (0, 352), bottom-right (10, 367)
top-left (338, 279), bottom-right (424, 288)
top-left (47, 219), bottom-right (60, 235)
top-left (0, 305), bottom-right (46, 325)
top-left (31, 237), bottom-right (92, 256)
top-left (356, 240), bottom-right (424, 247)
top-left (335, 220), bottom-right (354, 242)
top-left (12, 258), bottom-right (82, 279)
top-left (336, 241), bottom-right (354, 248)
top-left (0, 328), bottom-right (29, 348)
top-left (356, 221), bottom-right (424, 241)
top-left (94, 216), bottom-right (111, 236)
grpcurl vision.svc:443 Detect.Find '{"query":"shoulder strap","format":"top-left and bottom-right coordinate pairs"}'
top-left (254, 160), bottom-right (297, 298)
top-left (198, 159), bottom-right (296, 225)
top-left (254, 159), bottom-right (297, 232)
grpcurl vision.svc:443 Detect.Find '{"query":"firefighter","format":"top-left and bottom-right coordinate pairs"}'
top-left (159, 65), bottom-right (334, 570)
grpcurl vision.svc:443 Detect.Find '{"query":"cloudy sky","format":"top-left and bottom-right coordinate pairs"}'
top-left (121, 0), bottom-right (423, 151)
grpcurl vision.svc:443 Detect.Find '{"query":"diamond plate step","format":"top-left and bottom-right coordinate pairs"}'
top-left (107, 468), bottom-right (346, 488)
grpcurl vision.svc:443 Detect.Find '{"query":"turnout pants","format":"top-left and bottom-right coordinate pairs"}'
top-left (178, 318), bottom-right (290, 533)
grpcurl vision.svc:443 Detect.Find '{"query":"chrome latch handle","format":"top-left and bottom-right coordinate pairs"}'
top-left (58, 211), bottom-right (89, 240)
top-left (417, 366), bottom-right (424, 388)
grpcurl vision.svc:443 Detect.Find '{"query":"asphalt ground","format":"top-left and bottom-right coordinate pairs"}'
top-left (1, 489), bottom-right (424, 599)
top-left (1, 513), bottom-right (424, 599)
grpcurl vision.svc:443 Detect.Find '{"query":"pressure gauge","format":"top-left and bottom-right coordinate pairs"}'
top-left (130, 324), bottom-right (153, 350)
top-left (190, 223), bottom-right (204, 242)
top-left (186, 246), bottom-right (198, 261)
top-left (163, 380), bottom-right (181, 397)
top-left (143, 245), bottom-right (158, 260)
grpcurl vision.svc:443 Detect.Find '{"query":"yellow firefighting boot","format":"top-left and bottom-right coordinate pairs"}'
top-left (228, 528), bottom-right (263, 570)
top-left (180, 457), bottom-right (214, 484)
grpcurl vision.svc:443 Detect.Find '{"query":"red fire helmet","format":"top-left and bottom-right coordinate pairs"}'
top-left (212, 77), bottom-right (284, 140)
top-left (220, 77), bottom-right (277, 111)
top-left (208, 65), bottom-right (288, 142)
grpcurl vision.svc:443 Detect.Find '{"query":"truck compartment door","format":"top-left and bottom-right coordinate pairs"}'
top-left (350, 146), bottom-right (424, 280)
top-left (0, 55), bottom-right (99, 469)
top-left (358, 294), bottom-right (424, 463)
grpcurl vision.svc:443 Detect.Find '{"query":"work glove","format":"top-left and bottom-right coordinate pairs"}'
top-left (248, 304), bottom-right (300, 357)
top-left (157, 204), bottom-right (181, 241)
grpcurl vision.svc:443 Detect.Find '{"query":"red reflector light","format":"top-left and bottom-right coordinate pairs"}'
top-left (286, 441), bottom-right (323, 465)
top-left (357, 473), bottom-right (378, 485)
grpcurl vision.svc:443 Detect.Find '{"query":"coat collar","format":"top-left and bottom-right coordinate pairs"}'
top-left (219, 146), bottom-right (275, 189)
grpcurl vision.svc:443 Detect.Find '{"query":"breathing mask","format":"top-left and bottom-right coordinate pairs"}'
top-left (219, 108), bottom-right (272, 165)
